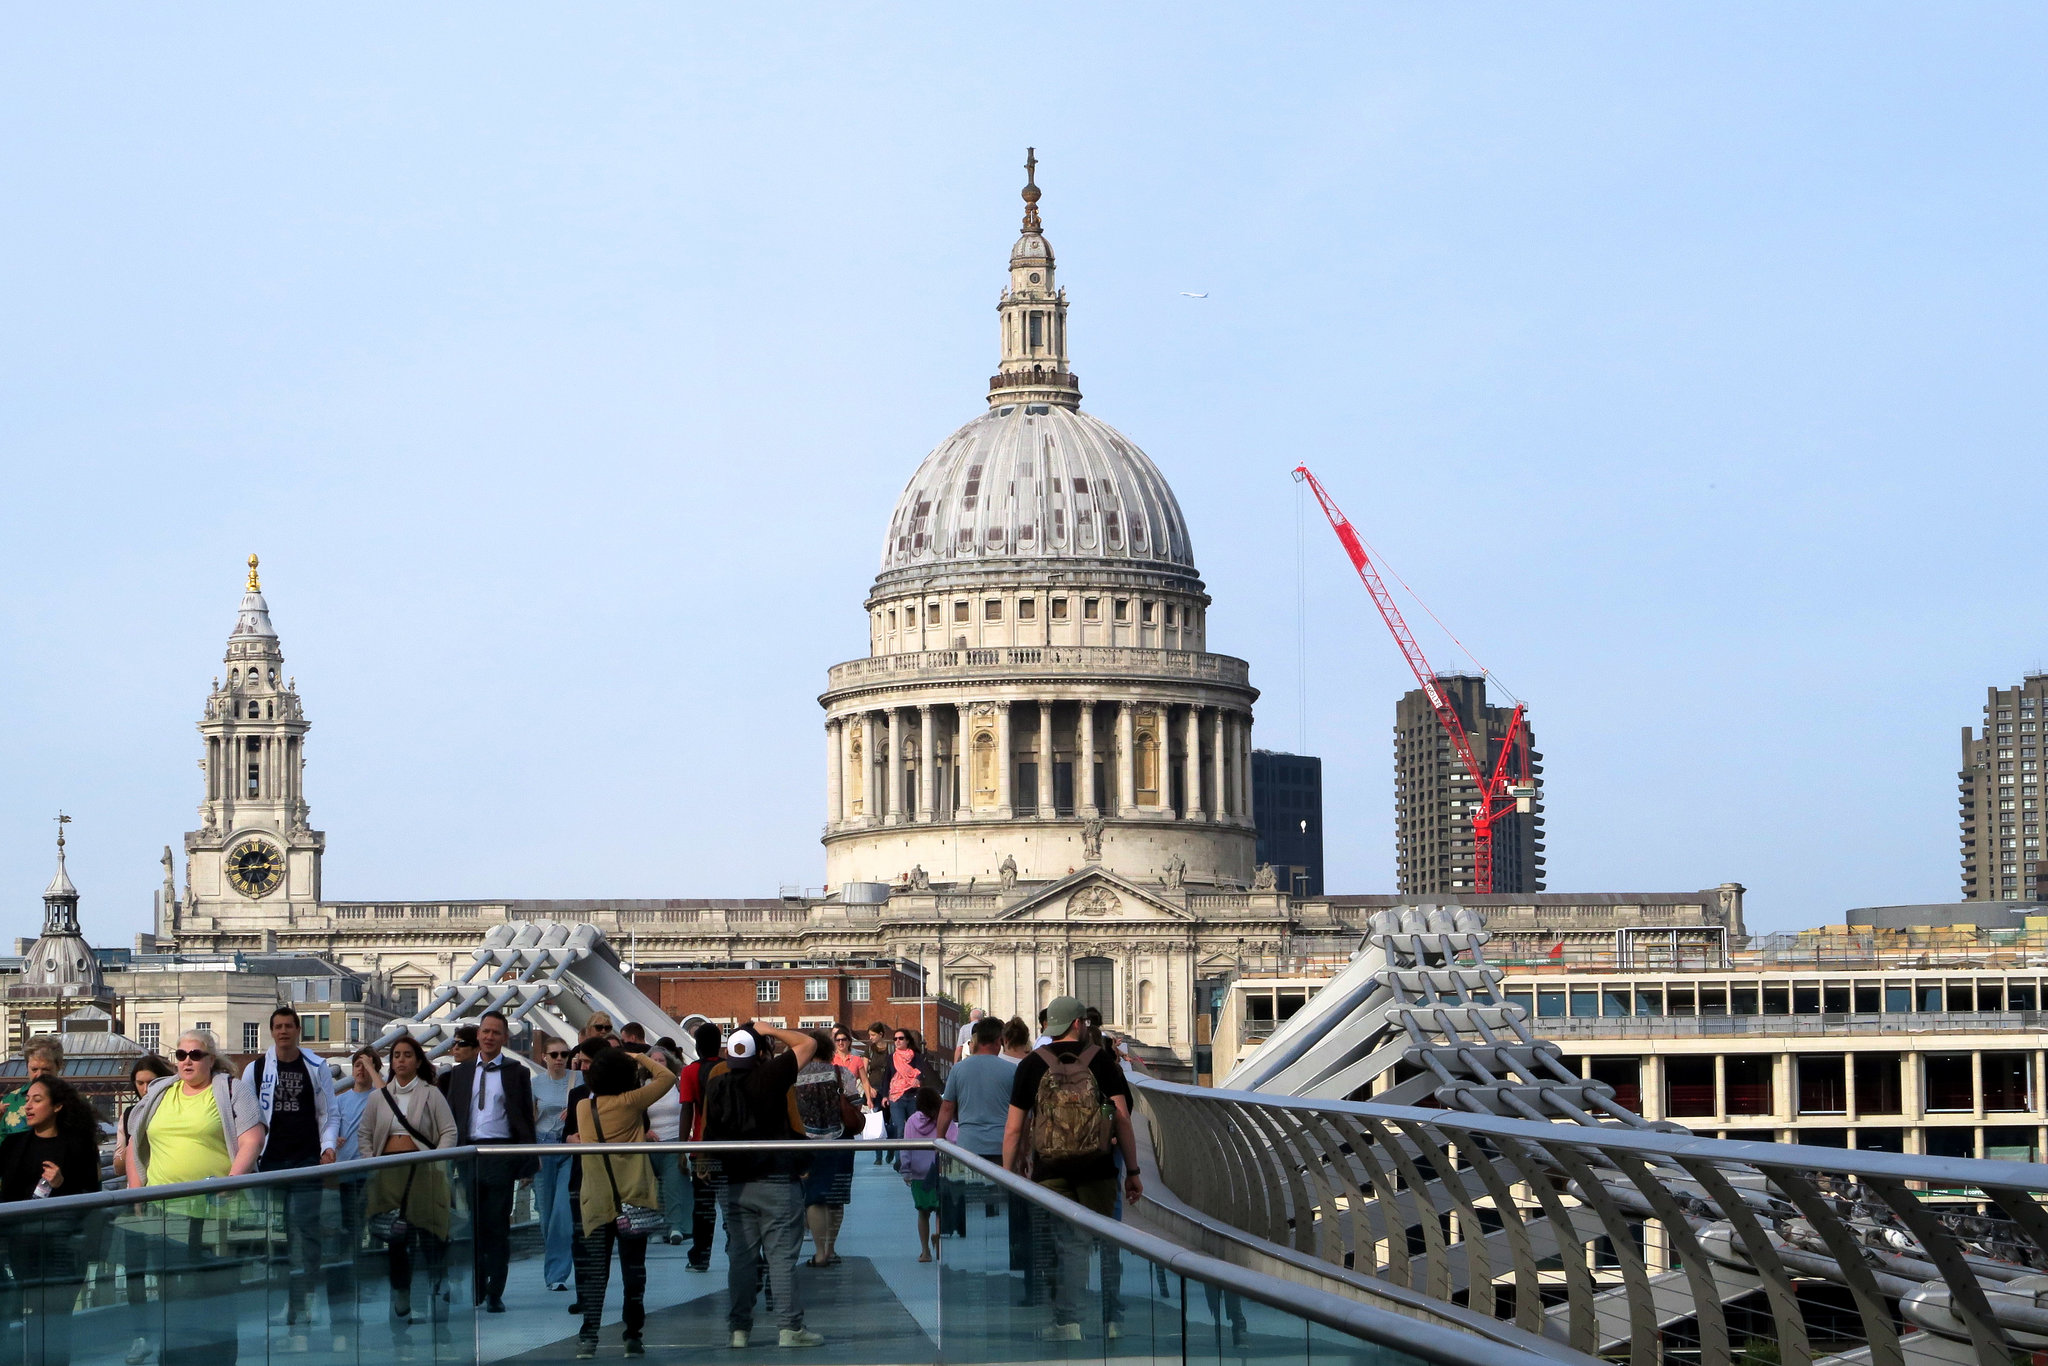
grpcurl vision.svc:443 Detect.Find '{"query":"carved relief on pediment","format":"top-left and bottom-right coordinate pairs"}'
top-left (1069, 886), bottom-right (1121, 918)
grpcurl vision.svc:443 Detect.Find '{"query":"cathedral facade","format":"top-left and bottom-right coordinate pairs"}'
top-left (151, 160), bottom-right (1299, 1072)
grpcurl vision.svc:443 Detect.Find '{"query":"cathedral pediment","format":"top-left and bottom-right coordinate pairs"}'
top-left (997, 870), bottom-right (1196, 923)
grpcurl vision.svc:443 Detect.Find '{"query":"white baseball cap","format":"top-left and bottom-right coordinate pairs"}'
top-left (725, 1028), bottom-right (759, 1060)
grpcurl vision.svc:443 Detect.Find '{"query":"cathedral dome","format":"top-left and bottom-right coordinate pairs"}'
top-left (879, 403), bottom-right (1195, 577)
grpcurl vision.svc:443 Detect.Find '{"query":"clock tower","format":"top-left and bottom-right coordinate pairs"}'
top-left (176, 555), bottom-right (325, 936)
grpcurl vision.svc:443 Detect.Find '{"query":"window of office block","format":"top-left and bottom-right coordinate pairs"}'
top-left (1797, 1055), bottom-right (1847, 1114)
top-left (1732, 986), bottom-right (1759, 1015)
top-left (1668, 987), bottom-right (1696, 1015)
top-left (1984, 1052), bottom-right (2032, 1110)
top-left (1854, 1053), bottom-right (1903, 1114)
top-left (1979, 983), bottom-right (2006, 1011)
top-left (1985, 1124), bottom-right (2038, 1160)
top-left (1700, 988), bottom-right (1729, 1017)
top-left (1855, 1126), bottom-right (1906, 1153)
top-left (2014, 984), bottom-right (2039, 1010)
top-left (757, 980), bottom-right (782, 1003)
top-left (1948, 982), bottom-right (1976, 1012)
top-left (1588, 1057), bottom-right (1641, 1112)
top-left (1725, 1056), bottom-right (1773, 1115)
top-left (1762, 985), bottom-right (1790, 1015)
top-left (243, 1023), bottom-right (261, 1053)
top-left (1925, 1128), bottom-right (1975, 1159)
top-left (1666, 1057), bottom-right (1715, 1116)
top-left (1854, 985), bottom-right (1882, 1013)
top-left (137, 1023), bottom-right (160, 1052)
top-left (1601, 988), bottom-right (1630, 1017)
top-left (1634, 988), bottom-right (1663, 1016)
top-left (804, 978), bottom-right (830, 1002)
top-left (848, 980), bottom-right (870, 1002)
top-left (1537, 989), bottom-right (1565, 1019)
top-left (1823, 984), bottom-right (1851, 1013)
top-left (1885, 986), bottom-right (1912, 1013)
top-left (1926, 1054), bottom-right (1974, 1111)
top-left (1569, 989), bottom-right (1597, 1018)
top-left (1792, 986), bottom-right (1820, 1014)
top-left (1918, 984), bottom-right (1943, 1012)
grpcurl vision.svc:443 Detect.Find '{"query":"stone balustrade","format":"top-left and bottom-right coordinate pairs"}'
top-left (825, 644), bottom-right (1251, 694)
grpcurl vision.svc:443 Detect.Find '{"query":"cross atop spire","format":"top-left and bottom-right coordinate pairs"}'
top-left (1021, 146), bottom-right (1043, 234)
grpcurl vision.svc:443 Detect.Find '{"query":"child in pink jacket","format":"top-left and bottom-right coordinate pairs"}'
top-left (899, 1087), bottom-right (957, 1261)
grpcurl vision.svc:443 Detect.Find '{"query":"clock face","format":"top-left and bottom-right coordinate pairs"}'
top-left (227, 841), bottom-right (285, 898)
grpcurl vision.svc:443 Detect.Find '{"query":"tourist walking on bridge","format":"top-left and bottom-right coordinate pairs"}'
top-left (705, 1024), bottom-right (823, 1349)
top-left (1, 1073), bottom-right (101, 1366)
top-left (446, 1010), bottom-right (536, 1313)
top-left (567, 1044), bottom-right (674, 1359)
top-left (360, 1034), bottom-right (458, 1355)
top-left (532, 1036), bottom-right (577, 1292)
top-left (242, 1005), bottom-right (339, 1349)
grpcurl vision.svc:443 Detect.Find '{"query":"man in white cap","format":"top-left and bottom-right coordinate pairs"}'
top-left (701, 1023), bottom-right (822, 1349)
top-left (1002, 995), bottom-right (1140, 1342)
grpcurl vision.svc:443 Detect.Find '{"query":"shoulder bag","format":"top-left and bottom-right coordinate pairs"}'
top-left (366, 1088), bottom-right (433, 1246)
top-left (590, 1097), bottom-right (669, 1239)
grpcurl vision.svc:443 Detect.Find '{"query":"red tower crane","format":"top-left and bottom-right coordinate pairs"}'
top-left (1293, 464), bottom-right (1533, 894)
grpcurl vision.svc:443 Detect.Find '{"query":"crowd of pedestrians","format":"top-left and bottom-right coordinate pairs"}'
top-left (0, 997), bottom-right (1146, 1360)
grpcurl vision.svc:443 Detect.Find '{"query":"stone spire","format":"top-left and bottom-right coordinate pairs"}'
top-left (22, 813), bottom-right (104, 1000)
top-left (990, 147), bottom-right (1080, 409)
top-left (44, 813), bottom-right (77, 918)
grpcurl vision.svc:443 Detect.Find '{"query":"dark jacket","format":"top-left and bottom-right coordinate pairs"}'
top-left (446, 1056), bottom-right (538, 1176)
top-left (0, 1128), bottom-right (102, 1207)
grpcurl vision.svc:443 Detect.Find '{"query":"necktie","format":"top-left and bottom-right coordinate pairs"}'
top-left (479, 1061), bottom-right (499, 1110)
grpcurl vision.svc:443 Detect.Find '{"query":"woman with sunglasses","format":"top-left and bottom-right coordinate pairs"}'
top-left (531, 1037), bottom-right (577, 1293)
top-left (122, 1031), bottom-right (266, 1366)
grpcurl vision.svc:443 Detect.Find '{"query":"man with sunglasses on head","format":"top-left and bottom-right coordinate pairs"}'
top-left (240, 1005), bottom-right (340, 1350)
top-left (446, 1012), bottom-right (536, 1313)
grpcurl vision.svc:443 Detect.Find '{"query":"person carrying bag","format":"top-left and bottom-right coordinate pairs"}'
top-left (356, 1036), bottom-right (457, 1349)
top-left (569, 1047), bottom-right (674, 1360)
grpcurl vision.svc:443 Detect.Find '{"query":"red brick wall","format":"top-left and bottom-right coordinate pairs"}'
top-left (634, 966), bottom-right (963, 1050)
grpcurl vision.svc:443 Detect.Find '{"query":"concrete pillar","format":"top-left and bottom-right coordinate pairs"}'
top-left (1079, 703), bottom-right (1098, 817)
top-left (955, 704), bottom-right (971, 820)
top-left (1904, 1052), bottom-right (1925, 1122)
top-left (917, 707), bottom-right (935, 823)
top-left (886, 709), bottom-right (904, 826)
top-left (1713, 1053), bottom-right (1727, 1125)
top-left (1641, 1055), bottom-right (1664, 1122)
top-left (1184, 706), bottom-right (1205, 820)
top-left (1845, 1050), bottom-right (1860, 1123)
top-left (1210, 708), bottom-right (1226, 817)
top-left (826, 718), bottom-right (843, 829)
top-left (996, 702), bottom-right (1014, 818)
top-left (1973, 1051), bottom-right (1986, 1121)
top-left (1038, 701), bottom-right (1055, 818)
top-left (1117, 702), bottom-right (1138, 818)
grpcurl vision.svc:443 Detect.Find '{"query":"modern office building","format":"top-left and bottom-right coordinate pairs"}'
top-left (1251, 750), bottom-right (1323, 896)
top-left (1393, 674), bottom-right (1544, 894)
top-left (1960, 672), bottom-right (2048, 901)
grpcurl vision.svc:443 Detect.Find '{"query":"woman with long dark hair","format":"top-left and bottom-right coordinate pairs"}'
top-left (2, 1074), bottom-right (111, 1366)
top-left (357, 1035), bottom-right (457, 1350)
top-left (568, 1043), bottom-right (673, 1359)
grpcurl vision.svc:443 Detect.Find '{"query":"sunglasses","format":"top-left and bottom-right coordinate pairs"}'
top-left (174, 1049), bottom-right (211, 1062)
top-left (546, 1051), bottom-right (567, 1060)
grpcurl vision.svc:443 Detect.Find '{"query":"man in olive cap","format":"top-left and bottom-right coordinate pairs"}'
top-left (1002, 995), bottom-right (1140, 1342)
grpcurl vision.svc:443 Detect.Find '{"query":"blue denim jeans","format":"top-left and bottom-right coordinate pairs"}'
top-left (534, 1154), bottom-right (575, 1289)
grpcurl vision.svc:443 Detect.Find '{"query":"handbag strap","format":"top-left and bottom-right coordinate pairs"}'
top-left (587, 1095), bottom-right (629, 1213)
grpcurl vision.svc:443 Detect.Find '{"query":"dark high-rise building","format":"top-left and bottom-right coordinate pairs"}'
top-left (1251, 751), bottom-right (1323, 896)
top-left (1959, 673), bottom-right (2048, 902)
top-left (1394, 674), bottom-right (1544, 895)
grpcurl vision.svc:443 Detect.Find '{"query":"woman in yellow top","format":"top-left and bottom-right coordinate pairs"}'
top-left (567, 1046), bottom-right (673, 1360)
top-left (121, 1030), bottom-right (266, 1366)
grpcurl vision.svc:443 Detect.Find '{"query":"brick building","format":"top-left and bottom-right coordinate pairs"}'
top-left (634, 959), bottom-right (964, 1053)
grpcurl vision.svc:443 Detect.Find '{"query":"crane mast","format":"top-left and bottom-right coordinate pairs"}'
top-left (1293, 464), bottom-right (1530, 893)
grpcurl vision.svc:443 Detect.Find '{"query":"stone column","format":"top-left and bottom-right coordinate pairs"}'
top-left (1973, 1051), bottom-right (1986, 1121)
top-left (1117, 702), bottom-right (1138, 818)
top-left (1904, 1052), bottom-right (1926, 1122)
top-left (917, 707), bottom-right (935, 823)
top-left (1184, 706), bottom-right (1205, 821)
top-left (1713, 1053), bottom-right (1728, 1126)
top-left (886, 709), bottom-right (904, 825)
top-left (1210, 708), bottom-right (1226, 817)
top-left (844, 716), bottom-right (861, 824)
top-left (955, 704), bottom-right (972, 820)
top-left (1037, 701), bottom-right (1056, 818)
top-left (996, 701), bottom-right (1014, 818)
top-left (1237, 712), bottom-right (1254, 824)
top-left (1079, 702), bottom-right (1098, 817)
top-left (1845, 1051), bottom-right (1860, 1123)
top-left (826, 718), bottom-right (843, 829)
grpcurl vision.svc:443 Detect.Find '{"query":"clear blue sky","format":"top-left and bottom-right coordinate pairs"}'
top-left (4, 7), bottom-right (2044, 943)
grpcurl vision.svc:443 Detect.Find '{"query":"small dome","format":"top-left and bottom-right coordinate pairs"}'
top-left (1011, 232), bottom-right (1051, 264)
top-left (20, 932), bottom-right (103, 997)
top-left (881, 403), bottom-right (1195, 576)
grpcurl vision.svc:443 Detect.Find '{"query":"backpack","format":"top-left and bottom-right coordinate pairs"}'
top-left (702, 1063), bottom-right (760, 1143)
top-left (1027, 1044), bottom-right (1111, 1170)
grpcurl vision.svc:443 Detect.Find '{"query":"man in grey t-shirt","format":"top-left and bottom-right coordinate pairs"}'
top-left (937, 1017), bottom-right (1014, 1159)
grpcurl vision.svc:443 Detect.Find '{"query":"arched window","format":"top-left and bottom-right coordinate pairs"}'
top-left (1135, 735), bottom-right (1160, 804)
top-left (247, 701), bottom-right (260, 719)
top-left (229, 669), bottom-right (239, 686)
top-left (848, 735), bottom-right (865, 816)
top-left (267, 668), bottom-right (277, 686)
top-left (1073, 957), bottom-right (1114, 1019)
top-left (1037, 979), bottom-right (1051, 1012)
top-left (972, 728), bottom-right (998, 808)
top-left (1139, 979), bottom-right (1155, 1016)
top-left (957, 978), bottom-right (983, 1010)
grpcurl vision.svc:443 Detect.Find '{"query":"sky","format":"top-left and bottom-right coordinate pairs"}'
top-left (3, 7), bottom-right (2045, 944)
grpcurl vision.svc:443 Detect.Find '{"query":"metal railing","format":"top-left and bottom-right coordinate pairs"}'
top-left (11, 1138), bottom-right (1544, 1366)
top-left (1530, 1009), bottom-right (2048, 1038)
top-left (1135, 1075), bottom-right (2048, 1366)
top-left (824, 644), bottom-right (1252, 691)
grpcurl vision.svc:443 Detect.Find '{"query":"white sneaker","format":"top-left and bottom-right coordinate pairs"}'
top-left (778, 1328), bottom-right (825, 1348)
top-left (1037, 1322), bottom-right (1083, 1342)
top-left (1105, 1323), bottom-right (1123, 1340)
top-left (729, 1331), bottom-right (749, 1349)
top-left (125, 1338), bottom-right (151, 1365)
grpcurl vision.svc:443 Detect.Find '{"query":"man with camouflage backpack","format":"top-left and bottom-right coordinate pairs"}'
top-left (1001, 995), bottom-right (1141, 1342)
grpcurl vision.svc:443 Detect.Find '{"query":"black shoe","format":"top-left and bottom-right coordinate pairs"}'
top-left (486, 1297), bottom-right (506, 1314)
top-left (568, 1303), bottom-right (584, 1316)
top-left (624, 1338), bottom-right (645, 1359)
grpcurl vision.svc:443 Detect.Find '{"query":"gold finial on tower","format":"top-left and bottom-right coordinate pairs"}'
top-left (1021, 147), bottom-right (1042, 234)
top-left (247, 553), bottom-right (261, 592)
top-left (53, 810), bottom-right (70, 854)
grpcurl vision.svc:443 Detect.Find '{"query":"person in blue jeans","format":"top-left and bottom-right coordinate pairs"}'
top-left (530, 1037), bottom-right (577, 1292)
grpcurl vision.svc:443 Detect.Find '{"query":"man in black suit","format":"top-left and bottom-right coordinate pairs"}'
top-left (447, 1011), bottom-right (536, 1312)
